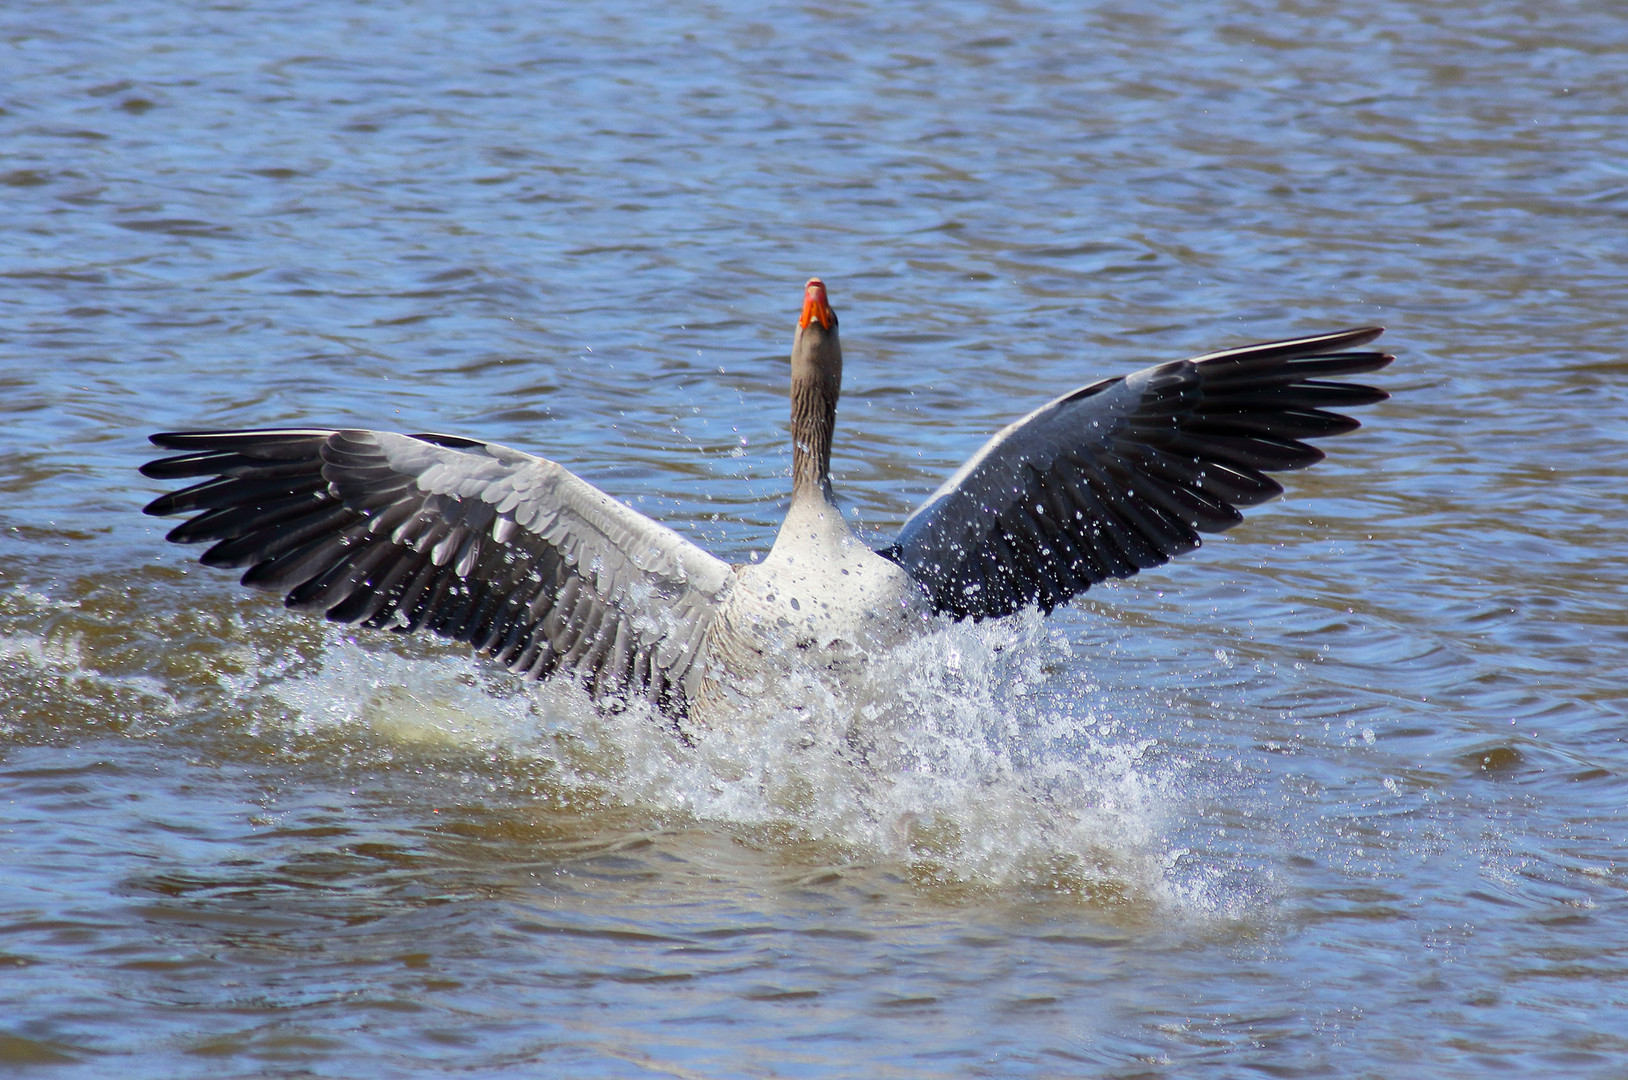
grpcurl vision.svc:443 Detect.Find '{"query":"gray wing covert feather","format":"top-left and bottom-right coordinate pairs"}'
top-left (882, 328), bottom-right (1393, 619)
top-left (141, 428), bottom-right (733, 713)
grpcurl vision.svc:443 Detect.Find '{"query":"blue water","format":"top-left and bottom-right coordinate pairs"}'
top-left (3, 1), bottom-right (1627, 1076)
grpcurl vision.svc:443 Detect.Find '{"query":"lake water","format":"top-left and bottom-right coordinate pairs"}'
top-left (3, 1), bottom-right (1627, 1076)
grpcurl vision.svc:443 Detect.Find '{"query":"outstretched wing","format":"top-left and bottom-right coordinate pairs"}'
top-left (880, 328), bottom-right (1392, 619)
top-left (141, 429), bottom-right (734, 713)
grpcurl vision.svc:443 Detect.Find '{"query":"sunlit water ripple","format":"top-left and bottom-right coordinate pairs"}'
top-left (2, 0), bottom-right (1627, 1076)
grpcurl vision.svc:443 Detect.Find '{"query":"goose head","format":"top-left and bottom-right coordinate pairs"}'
top-left (792, 276), bottom-right (841, 386)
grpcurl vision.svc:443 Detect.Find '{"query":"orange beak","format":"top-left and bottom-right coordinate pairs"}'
top-left (799, 277), bottom-right (836, 330)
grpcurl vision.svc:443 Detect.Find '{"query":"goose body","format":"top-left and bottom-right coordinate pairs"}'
top-left (700, 497), bottom-right (933, 713)
top-left (141, 279), bottom-right (1391, 722)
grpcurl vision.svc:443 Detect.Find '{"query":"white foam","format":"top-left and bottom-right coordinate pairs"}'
top-left (0, 589), bottom-right (183, 736)
top-left (231, 614), bottom-right (1220, 914)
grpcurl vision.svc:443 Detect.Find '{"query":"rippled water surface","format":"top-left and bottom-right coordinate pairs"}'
top-left (4, 1), bottom-right (1628, 1076)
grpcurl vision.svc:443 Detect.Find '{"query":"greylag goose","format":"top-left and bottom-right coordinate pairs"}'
top-left (141, 278), bottom-right (1391, 719)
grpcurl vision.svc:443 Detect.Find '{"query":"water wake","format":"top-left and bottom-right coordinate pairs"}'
top-left (0, 570), bottom-right (1240, 915)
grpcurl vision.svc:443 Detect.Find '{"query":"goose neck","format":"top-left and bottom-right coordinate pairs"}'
top-left (790, 371), bottom-right (837, 503)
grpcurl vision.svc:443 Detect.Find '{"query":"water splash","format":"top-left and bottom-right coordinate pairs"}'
top-left (234, 611), bottom-right (1226, 916)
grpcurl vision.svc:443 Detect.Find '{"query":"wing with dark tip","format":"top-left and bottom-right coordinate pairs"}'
top-left (141, 429), bottom-right (734, 713)
top-left (879, 328), bottom-right (1392, 619)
